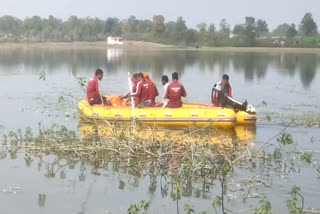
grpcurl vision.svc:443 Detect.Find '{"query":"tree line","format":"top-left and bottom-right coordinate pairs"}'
top-left (0, 13), bottom-right (318, 47)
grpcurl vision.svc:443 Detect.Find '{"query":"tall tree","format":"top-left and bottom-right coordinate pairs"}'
top-left (152, 15), bottom-right (165, 34)
top-left (136, 20), bottom-right (152, 33)
top-left (164, 21), bottom-right (176, 38)
top-left (299, 12), bottom-right (318, 36)
top-left (273, 23), bottom-right (291, 37)
top-left (104, 17), bottom-right (122, 35)
top-left (127, 16), bottom-right (138, 32)
top-left (286, 24), bottom-right (298, 39)
top-left (24, 16), bottom-right (43, 37)
top-left (256, 19), bottom-right (269, 37)
top-left (233, 24), bottom-right (245, 35)
top-left (244, 17), bottom-right (256, 45)
top-left (208, 24), bottom-right (215, 33)
top-left (175, 16), bottom-right (187, 40)
top-left (197, 22), bottom-right (207, 32)
top-left (184, 29), bottom-right (198, 45)
top-left (219, 19), bottom-right (230, 36)
top-left (0, 16), bottom-right (23, 35)
top-left (137, 20), bottom-right (152, 33)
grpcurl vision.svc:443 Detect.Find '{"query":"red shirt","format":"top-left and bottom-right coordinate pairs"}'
top-left (87, 76), bottom-right (102, 101)
top-left (135, 80), bottom-right (150, 104)
top-left (132, 78), bottom-right (138, 93)
top-left (146, 79), bottom-right (159, 105)
top-left (165, 80), bottom-right (187, 108)
top-left (212, 82), bottom-right (232, 106)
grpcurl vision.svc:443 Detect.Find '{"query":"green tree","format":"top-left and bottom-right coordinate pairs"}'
top-left (42, 25), bottom-right (54, 40)
top-left (184, 29), bottom-right (198, 45)
top-left (219, 19), bottom-right (230, 36)
top-left (104, 17), bottom-right (122, 35)
top-left (244, 16), bottom-right (256, 45)
top-left (43, 15), bottom-right (63, 39)
top-left (197, 22), bottom-right (207, 32)
top-left (24, 16), bottom-right (43, 38)
top-left (233, 24), bottom-right (245, 35)
top-left (299, 12), bottom-right (318, 36)
top-left (286, 24), bottom-right (298, 39)
top-left (127, 16), bottom-right (138, 32)
top-left (208, 24), bottom-right (215, 33)
top-left (175, 16), bottom-right (187, 40)
top-left (273, 23), bottom-right (291, 37)
top-left (0, 15), bottom-right (23, 35)
top-left (136, 20), bottom-right (152, 33)
top-left (152, 15), bottom-right (165, 34)
top-left (64, 16), bottom-right (81, 40)
top-left (256, 19), bottom-right (269, 37)
top-left (164, 21), bottom-right (176, 39)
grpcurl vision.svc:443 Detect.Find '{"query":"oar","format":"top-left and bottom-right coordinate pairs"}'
top-left (128, 72), bottom-right (136, 120)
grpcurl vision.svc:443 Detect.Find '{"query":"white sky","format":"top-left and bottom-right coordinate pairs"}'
top-left (0, 0), bottom-right (319, 30)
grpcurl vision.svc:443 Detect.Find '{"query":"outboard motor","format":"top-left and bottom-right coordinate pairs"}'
top-left (213, 85), bottom-right (256, 114)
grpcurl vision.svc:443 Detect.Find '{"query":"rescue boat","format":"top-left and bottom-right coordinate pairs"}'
top-left (78, 96), bottom-right (257, 128)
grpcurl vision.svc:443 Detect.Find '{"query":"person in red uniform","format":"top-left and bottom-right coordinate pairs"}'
top-left (211, 74), bottom-right (232, 107)
top-left (121, 73), bottom-right (139, 101)
top-left (165, 72), bottom-right (187, 108)
top-left (87, 69), bottom-right (105, 106)
top-left (144, 73), bottom-right (159, 106)
top-left (132, 73), bottom-right (139, 93)
top-left (131, 73), bottom-right (151, 106)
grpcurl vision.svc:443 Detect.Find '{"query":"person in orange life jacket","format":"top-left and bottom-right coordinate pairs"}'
top-left (161, 75), bottom-right (170, 107)
top-left (130, 73), bottom-right (151, 106)
top-left (120, 73), bottom-right (139, 101)
top-left (87, 69), bottom-right (110, 106)
top-left (165, 72), bottom-right (187, 108)
top-left (144, 73), bottom-right (159, 106)
top-left (211, 74), bottom-right (232, 107)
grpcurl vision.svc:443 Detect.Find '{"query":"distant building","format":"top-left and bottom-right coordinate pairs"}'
top-left (107, 36), bottom-right (124, 45)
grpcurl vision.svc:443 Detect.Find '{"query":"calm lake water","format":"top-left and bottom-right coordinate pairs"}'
top-left (0, 47), bottom-right (320, 213)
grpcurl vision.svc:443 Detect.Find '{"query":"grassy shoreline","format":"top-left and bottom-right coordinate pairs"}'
top-left (1, 41), bottom-right (320, 53)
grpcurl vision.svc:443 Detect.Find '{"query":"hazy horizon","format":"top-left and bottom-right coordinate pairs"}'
top-left (0, 0), bottom-right (319, 30)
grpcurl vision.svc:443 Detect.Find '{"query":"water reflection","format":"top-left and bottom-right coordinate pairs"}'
top-left (78, 121), bottom-right (256, 145)
top-left (38, 194), bottom-right (46, 208)
top-left (0, 48), bottom-right (319, 88)
top-left (298, 54), bottom-right (317, 88)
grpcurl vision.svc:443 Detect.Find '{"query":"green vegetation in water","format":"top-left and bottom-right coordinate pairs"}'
top-left (127, 200), bottom-right (150, 214)
top-left (0, 122), bottom-right (320, 214)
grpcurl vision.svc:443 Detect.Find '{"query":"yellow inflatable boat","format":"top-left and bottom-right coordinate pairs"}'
top-left (78, 96), bottom-right (256, 128)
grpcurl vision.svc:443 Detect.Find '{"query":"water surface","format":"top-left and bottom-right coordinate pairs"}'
top-left (0, 47), bottom-right (320, 213)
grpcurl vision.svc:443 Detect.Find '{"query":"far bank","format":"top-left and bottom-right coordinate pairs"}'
top-left (1, 41), bottom-right (320, 54)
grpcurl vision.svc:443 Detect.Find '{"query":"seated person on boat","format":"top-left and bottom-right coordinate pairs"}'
top-left (211, 74), bottom-right (232, 107)
top-left (211, 74), bottom-right (249, 112)
top-left (120, 73), bottom-right (139, 103)
top-left (144, 73), bottom-right (159, 106)
top-left (165, 72), bottom-right (187, 108)
top-left (130, 73), bottom-right (152, 107)
top-left (87, 69), bottom-right (110, 106)
top-left (162, 75), bottom-right (170, 106)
